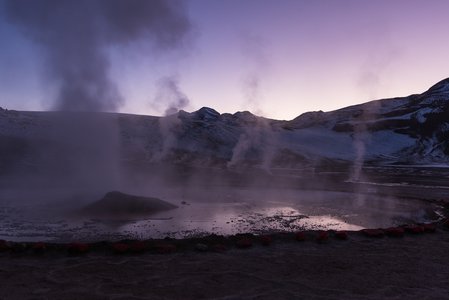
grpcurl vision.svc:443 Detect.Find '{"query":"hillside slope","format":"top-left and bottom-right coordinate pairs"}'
top-left (1, 78), bottom-right (448, 178)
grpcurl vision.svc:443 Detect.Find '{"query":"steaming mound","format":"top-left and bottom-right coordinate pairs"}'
top-left (82, 191), bottom-right (177, 219)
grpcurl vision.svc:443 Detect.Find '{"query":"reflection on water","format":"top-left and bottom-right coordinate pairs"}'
top-left (0, 187), bottom-right (441, 242)
top-left (118, 204), bottom-right (365, 240)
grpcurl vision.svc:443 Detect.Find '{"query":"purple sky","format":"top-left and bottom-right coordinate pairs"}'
top-left (1, 0), bottom-right (449, 120)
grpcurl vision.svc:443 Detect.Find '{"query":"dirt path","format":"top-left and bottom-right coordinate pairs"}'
top-left (1, 231), bottom-right (449, 299)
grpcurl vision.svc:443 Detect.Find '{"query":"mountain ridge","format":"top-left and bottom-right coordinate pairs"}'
top-left (1, 78), bottom-right (449, 177)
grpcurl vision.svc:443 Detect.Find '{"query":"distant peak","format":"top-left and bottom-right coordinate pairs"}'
top-left (197, 107), bottom-right (219, 114)
top-left (233, 110), bottom-right (259, 123)
top-left (427, 77), bottom-right (449, 93)
top-left (233, 110), bottom-right (255, 117)
top-left (193, 107), bottom-right (220, 120)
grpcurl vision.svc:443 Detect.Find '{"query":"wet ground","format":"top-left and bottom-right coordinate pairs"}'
top-left (1, 166), bottom-right (448, 300)
top-left (0, 186), bottom-right (443, 242)
top-left (0, 165), bottom-right (447, 242)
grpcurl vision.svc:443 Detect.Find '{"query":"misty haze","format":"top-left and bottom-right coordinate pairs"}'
top-left (1, 1), bottom-right (449, 299)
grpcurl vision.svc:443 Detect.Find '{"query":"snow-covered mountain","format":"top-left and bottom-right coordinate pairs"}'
top-left (1, 78), bottom-right (449, 178)
top-left (121, 77), bottom-right (449, 167)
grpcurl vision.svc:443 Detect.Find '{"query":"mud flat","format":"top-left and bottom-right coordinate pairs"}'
top-left (0, 187), bottom-right (442, 242)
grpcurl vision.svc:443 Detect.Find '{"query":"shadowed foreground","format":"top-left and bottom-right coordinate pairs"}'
top-left (1, 232), bottom-right (449, 299)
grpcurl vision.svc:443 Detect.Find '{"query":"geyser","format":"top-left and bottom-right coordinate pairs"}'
top-left (82, 191), bottom-right (178, 219)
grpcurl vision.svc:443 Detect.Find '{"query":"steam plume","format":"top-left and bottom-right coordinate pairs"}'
top-left (2, 0), bottom-right (192, 193)
top-left (154, 76), bottom-right (190, 115)
top-left (239, 33), bottom-right (271, 114)
top-left (351, 49), bottom-right (400, 181)
top-left (4, 0), bottom-right (191, 111)
top-left (229, 33), bottom-right (277, 171)
top-left (152, 75), bottom-right (190, 161)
